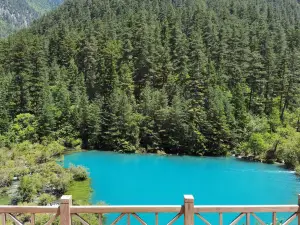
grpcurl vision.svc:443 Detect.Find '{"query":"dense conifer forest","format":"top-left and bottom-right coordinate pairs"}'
top-left (0, 0), bottom-right (299, 173)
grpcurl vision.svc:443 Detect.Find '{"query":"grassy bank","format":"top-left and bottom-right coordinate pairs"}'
top-left (0, 194), bottom-right (10, 205)
top-left (0, 141), bottom-right (89, 206)
top-left (66, 179), bottom-right (92, 204)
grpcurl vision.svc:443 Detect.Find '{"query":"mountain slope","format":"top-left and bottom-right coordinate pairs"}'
top-left (0, 0), bottom-right (300, 169)
top-left (0, 0), bottom-right (63, 37)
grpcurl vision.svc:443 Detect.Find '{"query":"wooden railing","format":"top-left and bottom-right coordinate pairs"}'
top-left (0, 195), bottom-right (299, 225)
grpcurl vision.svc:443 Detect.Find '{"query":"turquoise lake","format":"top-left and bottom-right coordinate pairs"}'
top-left (63, 151), bottom-right (300, 225)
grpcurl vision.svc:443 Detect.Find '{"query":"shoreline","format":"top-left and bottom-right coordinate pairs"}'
top-left (62, 149), bottom-right (299, 206)
top-left (65, 149), bottom-right (297, 174)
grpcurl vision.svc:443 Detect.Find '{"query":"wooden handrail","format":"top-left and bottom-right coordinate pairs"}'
top-left (0, 195), bottom-right (299, 225)
top-left (194, 205), bottom-right (300, 213)
top-left (0, 205), bottom-right (297, 214)
top-left (70, 205), bottom-right (183, 213)
top-left (0, 206), bottom-right (59, 213)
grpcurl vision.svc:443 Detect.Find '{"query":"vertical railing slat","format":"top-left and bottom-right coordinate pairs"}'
top-left (99, 214), bottom-right (102, 225)
top-left (246, 213), bottom-right (250, 225)
top-left (31, 214), bottom-right (35, 225)
top-left (1, 214), bottom-right (5, 225)
top-left (273, 212), bottom-right (276, 225)
top-left (127, 213), bottom-right (130, 225)
top-left (219, 213), bottom-right (223, 225)
top-left (155, 213), bottom-right (158, 225)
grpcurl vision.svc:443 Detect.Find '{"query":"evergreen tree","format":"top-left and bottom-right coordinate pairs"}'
top-left (0, 70), bottom-right (11, 135)
top-left (0, 0), bottom-right (300, 162)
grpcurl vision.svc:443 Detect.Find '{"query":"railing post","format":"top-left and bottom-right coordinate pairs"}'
top-left (60, 195), bottom-right (72, 225)
top-left (298, 194), bottom-right (300, 225)
top-left (184, 195), bottom-right (194, 225)
top-left (1, 213), bottom-right (5, 225)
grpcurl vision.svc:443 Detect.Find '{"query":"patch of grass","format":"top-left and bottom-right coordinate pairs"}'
top-left (0, 195), bottom-right (10, 205)
top-left (65, 179), bottom-right (92, 205)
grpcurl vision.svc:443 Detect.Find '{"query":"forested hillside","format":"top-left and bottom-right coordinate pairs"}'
top-left (0, 0), bottom-right (63, 37)
top-left (0, 0), bottom-right (300, 170)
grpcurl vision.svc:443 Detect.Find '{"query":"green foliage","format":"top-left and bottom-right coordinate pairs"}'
top-left (278, 130), bottom-right (300, 168)
top-left (0, 170), bottom-right (12, 188)
top-left (69, 165), bottom-right (89, 181)
top-left (0, 141), bottom-right (88, 205)
top-left (247, 133), bottom-right (268, 156)
top-left (0, 0), bottom-right (300, 168)
top-left (66, 179), bottom-right (92, 205)
top-left (38, 193), bottom-right (56, 206)
top-left (0, 194), bottom-right (10, 205)
top-left (19, 174), bottom-right (43, 202)
top-left (34, 214), bottom-right (59, 225)
top-left (72, 213), bottom-right (103, 225)
top-left (8, 114), bottom-right (38, 143)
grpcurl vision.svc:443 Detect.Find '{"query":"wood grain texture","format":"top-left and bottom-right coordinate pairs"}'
top-left (184, 195), bottom-right (194, 225)
top-left (7, 213), bottom-right (22, 225)
top-left (272, 212), bottom-right (277, 225)
top-left (194, 205), bottom-right (299, 213)
top-left (44, 214), bottom-right (59, 225)
top-left (70, 206), bottom-right (182, 213)
top-left (73, 214), bottom-right (90, 225)
top-left (0, 206), bottom-right (59, 213)
top-left (219, 213), bottom-right (223, 225)
top-left (60, 195), bottom-right (72, 225)
top-left (111, 213), bottom-right (125, 225)
top-left (31, 214), bottom-right (35, 225)
top-left (282, 213), bottom-right (297, 225)
top-left (131, 213), bottom-right (147, 225)
top-left (166, 213), bottom-right (182, 225)
top-left (251, 213), bottom-right (266, 225)
top-left (99, 214), bottom-right (103, 225)
top-left (229, 213), bottom-right (244, 225)
top-left (195, 213), bottom-right (211, 225)
top-left (246, 213), bottom-right (250, 225)
top-left (1, 213), bottom-right (5, 225)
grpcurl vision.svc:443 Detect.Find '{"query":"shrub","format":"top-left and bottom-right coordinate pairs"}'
top-left (283, 148), bottom-right (300, 169)
top-left (49, 171), bottom-right (72, 194)
top-left (118, 140), bottom-right (136, 153)
top-left (0, 170), bottom-right (12, 187)
top-left (38, 193), bottom-right (56, 206)
top-left (36, 215), bottom-right (59, 225)
top-left (0, 135), bottom-right (10, 148)
top-left (8, 113), bottom-right (38, 143)
top-left (12, 167), bottom-right (30, 177)
top-left (35, 150), bottom-right (51, 164)
top-left (278, 132), bottom-right (300, 168)
top-left (247, 133), bottom-right (268, 156)
top-left (69, 165), bottom-right (89, 181)
top-left (19, 174), bottom-right (43, 202)
top-left (46, 141), bottom-right (65, 156)
top-left (13, 140), bottom-right (32, 152)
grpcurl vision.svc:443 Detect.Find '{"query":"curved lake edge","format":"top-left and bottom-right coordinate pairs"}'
top-left (63, 150), bottom-right (300, 225)
top-left (63, 149), bottom-right (297, 174)
top-left (61, 149), bottom-right (299, 205)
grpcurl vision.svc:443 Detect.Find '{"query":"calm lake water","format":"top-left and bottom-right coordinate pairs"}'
top-left (63, 151), bottom-right (300, 225)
